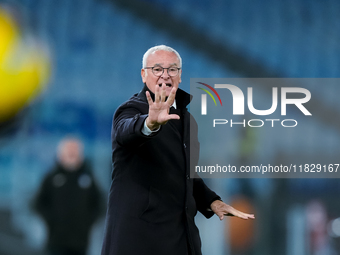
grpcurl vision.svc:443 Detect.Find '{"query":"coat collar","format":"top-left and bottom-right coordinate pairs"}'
top-left (137, 83), bottom-right (192, 109)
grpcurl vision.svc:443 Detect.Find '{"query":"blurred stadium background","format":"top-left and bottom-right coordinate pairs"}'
top-left (0, 0), bottom-right (340, 254)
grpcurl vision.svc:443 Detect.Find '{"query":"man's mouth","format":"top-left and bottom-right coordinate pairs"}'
top-left (158, 83), bottom-right (172, 87)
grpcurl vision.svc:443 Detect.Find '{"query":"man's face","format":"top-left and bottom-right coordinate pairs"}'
top-left (141, 50), bottom-right (182, 97)
top-left (58, 139), bottom-right (83, 171)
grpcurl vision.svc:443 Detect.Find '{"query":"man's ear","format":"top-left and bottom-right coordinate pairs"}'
top-left (141, 68), bottom-right (146, 83)
top-left (179, 69), bottom-right (182, 83)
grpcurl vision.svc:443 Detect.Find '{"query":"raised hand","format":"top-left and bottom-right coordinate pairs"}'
top-left (145, 83), bottom-right (180, 131)
top-left (211, 200), bottom-right (255, 221)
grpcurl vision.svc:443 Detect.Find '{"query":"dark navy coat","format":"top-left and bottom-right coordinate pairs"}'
top-left (34, 162), bottom-right (102, 253)
top-left (101, 85), bottom-right (220, 255)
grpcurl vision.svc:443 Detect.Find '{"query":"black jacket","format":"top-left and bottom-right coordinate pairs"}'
top-left (101, 85), bottom-right (220, 255)
top-left (34, 161), bottom-right (102, 252)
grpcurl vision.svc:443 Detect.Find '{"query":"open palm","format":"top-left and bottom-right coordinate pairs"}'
top-left (145, 83), bottom-right (180, 130)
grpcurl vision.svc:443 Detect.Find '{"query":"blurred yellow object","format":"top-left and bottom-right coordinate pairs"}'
top-left (0, 7), bottom-right (50, 123)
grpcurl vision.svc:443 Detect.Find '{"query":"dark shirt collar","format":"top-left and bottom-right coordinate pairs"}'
top-left (137, 83), bottom-right (192, 109)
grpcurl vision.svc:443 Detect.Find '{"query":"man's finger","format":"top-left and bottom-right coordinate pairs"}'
top-left (146, 91), bottom-right (154, 106)
top-left (161, 83), bottom-right (166, 102)
top-left (225, 211), bottom-right (255, 220)
top-left (168, 114), bottom-right (180, 120)
top-left (162, 114), bottom-right (180, 123)
top-left (166, 86), bottom-right (177, 106)
top-left (154, 84), bottom-right (160, 103)
top-left (234, 210), bottom-right (255, 219)
top-left (229, 209), bottom-right (247, 219)
top-left (245, 214), bottom-right (255, 219)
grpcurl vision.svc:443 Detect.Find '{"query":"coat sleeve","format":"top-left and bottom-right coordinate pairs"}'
top-left (193, 177), bottom-right (221, 218)
top-left (112, 102), bottom-right (161, 148)
top-left (189, 113), bottom-right (221, 218)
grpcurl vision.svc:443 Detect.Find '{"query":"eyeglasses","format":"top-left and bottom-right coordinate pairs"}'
top-left (144, 66), bottom-right (181, 77)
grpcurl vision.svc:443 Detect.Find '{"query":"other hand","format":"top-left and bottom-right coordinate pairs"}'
top-left (210, 200), bottom-right (255, 221)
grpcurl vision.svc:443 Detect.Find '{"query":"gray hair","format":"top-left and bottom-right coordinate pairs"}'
top-left (142, 45), bottom-right (182, 68)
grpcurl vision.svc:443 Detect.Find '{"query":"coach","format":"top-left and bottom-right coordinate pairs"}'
top-left (101, 45), bottom-right (254, 255)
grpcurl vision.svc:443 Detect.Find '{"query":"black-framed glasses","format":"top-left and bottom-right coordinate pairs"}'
top-left (144, 66), bottom-right (181, 77)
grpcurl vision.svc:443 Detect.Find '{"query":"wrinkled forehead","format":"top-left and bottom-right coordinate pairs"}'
top-left (146, 50), bottom-right (180, 67)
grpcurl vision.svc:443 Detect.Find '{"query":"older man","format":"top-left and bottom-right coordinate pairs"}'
top-left (101, 45), bottom-right (254, 255)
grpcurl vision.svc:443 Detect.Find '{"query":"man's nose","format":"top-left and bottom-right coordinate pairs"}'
top-left (161, 69), bottom-right (170, 79)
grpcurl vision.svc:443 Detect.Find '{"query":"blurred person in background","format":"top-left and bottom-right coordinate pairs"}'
top-left (101, 45), bottom-right (254, 255)
top-left (34, 137), bottom-right (103, 255)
